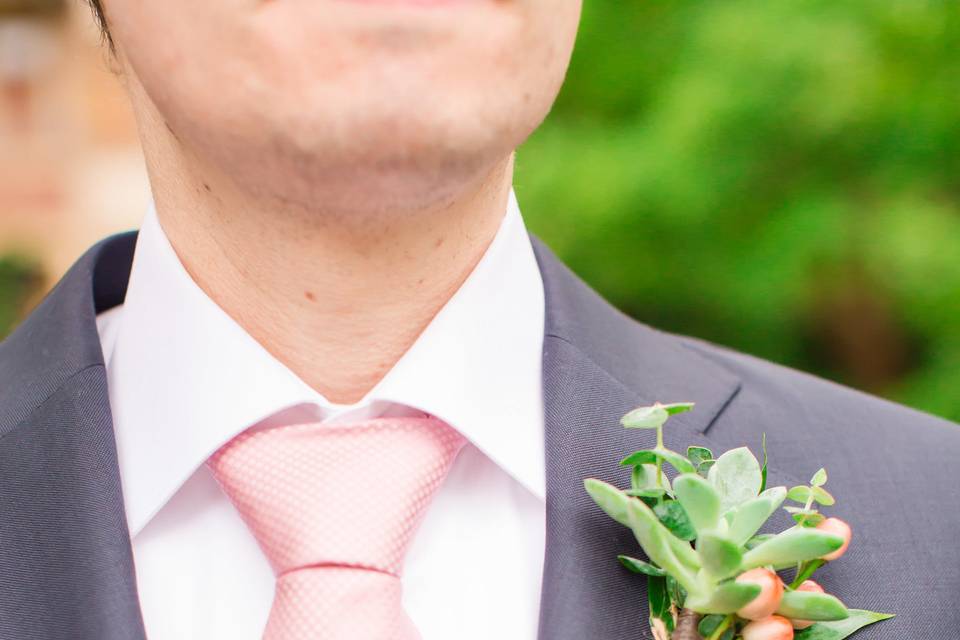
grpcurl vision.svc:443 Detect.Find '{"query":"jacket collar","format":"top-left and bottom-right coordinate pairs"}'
top-left (0, 231), bottom-right (757, 639)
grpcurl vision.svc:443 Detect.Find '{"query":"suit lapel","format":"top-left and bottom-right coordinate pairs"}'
top-left (0, 233), bottom-right (144, 640)
top-left (537, 335), bottom-right (661, 640)
top-left (532, 237), bottom-right (794, 640)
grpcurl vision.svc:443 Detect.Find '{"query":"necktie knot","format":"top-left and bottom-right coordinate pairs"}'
top-left (208, 416), bottom-right (466, 639)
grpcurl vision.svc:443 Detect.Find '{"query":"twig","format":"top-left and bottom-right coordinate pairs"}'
top-left (673, 608), bottom-right (703, 640)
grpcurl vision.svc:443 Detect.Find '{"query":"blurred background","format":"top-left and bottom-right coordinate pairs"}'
top-left (1, 1), bottom-right (958, 421)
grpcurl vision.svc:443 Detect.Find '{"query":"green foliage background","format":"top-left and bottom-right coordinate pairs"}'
top-left (1, 2), bottom-right (957, 422)
top-left (515, 0), bottom-right (960, 422)
top-left (0, 256), bottom-right (40, 339)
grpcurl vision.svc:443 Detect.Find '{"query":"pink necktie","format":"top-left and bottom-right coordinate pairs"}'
top-left (208, 416), bottom-right (466, 640)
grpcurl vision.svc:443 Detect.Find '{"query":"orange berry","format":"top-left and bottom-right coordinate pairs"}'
top-left (817, 518), bottom-right (852, 561)
top-left (796, 580), bottom-right (824, 592)
top-left (742, 615), bottom-right (795, 640)
top-left (736, 568), bottom-right (784, 620)
top-left (790, 580), bottom-right (825, 629)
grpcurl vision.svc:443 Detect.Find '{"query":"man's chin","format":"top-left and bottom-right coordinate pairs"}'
top-left (225, 134), bottom-right (509, 218)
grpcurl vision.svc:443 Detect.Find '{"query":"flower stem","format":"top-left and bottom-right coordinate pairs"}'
top-left (797, 490), bottom-right (816, 527)
top-left (789, 558), bottom-right (825, 589)
top-left (656, 423), bottom-right (664, 487)
top-left (706, 614), bottom-right (735, 640)
top-left (794, 490), bottom-right (818, 574)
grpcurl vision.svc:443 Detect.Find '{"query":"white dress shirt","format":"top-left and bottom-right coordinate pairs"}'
top-left (95, 190), bottom-right (547, 639)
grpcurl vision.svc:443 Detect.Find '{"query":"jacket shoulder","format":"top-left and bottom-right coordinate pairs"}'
top-left (672, 334), bottom-right (960, 636)
top-left (0, 232), bottom-right (136, 434)
top-left (678, 333), bottom-right (960, 454)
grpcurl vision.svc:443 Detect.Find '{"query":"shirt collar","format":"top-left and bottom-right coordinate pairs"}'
top-left (99, 190), bottom-right (545, 536)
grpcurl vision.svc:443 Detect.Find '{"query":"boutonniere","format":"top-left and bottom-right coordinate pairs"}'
top-left (584, 402), bottom-right (894, 640)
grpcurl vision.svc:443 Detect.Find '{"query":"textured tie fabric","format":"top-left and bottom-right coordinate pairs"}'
top-left (207, 416), bottom-right (466, 640)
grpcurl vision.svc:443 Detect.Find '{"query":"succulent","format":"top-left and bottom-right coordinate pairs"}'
top-left (584, 403), bottom-right (892, 640)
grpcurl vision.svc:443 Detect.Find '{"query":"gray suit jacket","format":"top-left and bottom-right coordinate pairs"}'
top-left (1, 231), bottom-right (957, 639)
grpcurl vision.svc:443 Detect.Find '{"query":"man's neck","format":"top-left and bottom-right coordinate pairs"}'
top-left (151, 154), bottom-right (515, 404)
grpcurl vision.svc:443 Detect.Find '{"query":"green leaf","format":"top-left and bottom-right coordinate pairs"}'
top-left (618, 555), bottom-right (666, 577)
top-left (759, 485), bottom-right (788, 506)
top-left (624, 494), bottom-right (702, 592)
top-left (785, 506), bottom-right (826, 526)
top-left (654, 500), bottom-right (697, 541)
top-left (699, 615), bottom-right (736, 639)
top-left (794, 610), bottom-right (895, 640)
top-left (661, 402), bottom-right (696, 415)
top-left (745, 533), bottom-right (775, 550)
top-left (626, 487), bottom-right (669, 499)
top-left (666, 574), bottom-right (686, 609)
top-left (698, 614), bottom-right (726, 637)
top-left (673, 473), bottom-right (722, 535)
top-left (587, 479), bottom-right (701, 591)
top-left (708, 447), bottom-right (763, 513)
top-left (647, 575), bottom-right (673, 632)
top-left (621, 450), bottom-right (659, 466)
top-left (760, 433), bottom-right (768, 493)
top-left (787, 485), bottom-right (812, 503)
top-left (741, 527), bottom-right (844, 569)
top-left (810, 468), bottom-right (828, 487)
top-left (629, 463), bottom-right (671, 493)
top-left (697, 459), bottom-right (716, 477)
top-left (687, 446), bottom-right (713, 468)
top-left (654, 447), bottom-right (697, 474)
top-left (621, 404), bottom-right (670, 429)
top-left (792, 513), bottom-right (826, 527)
top-left (685, 580), bottom-right (761, 614)
top-left (621, 448), bottom-right (695, 475)
top-left (777, 590), bottom-right (849, 621)
top-left (811, 486), bottom-right (836, 506)
top-left (621, 402), bottom-right (695, 430)
top-left (584, 478), bottom-right (633, 527)
top-left (631, 464), bottom-right (660, 491)
top-left (728, 489), bottom-right (784, 545)
top-left (697, 533), bottom-right (743, 579)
